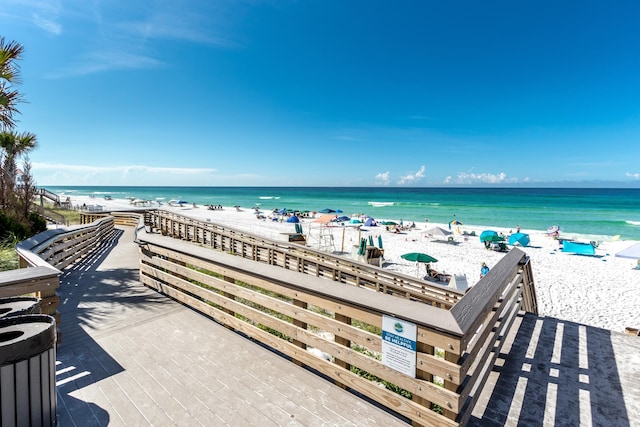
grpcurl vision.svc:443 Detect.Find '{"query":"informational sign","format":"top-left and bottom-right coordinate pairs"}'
top-left (381, 315), bottom-right (417, 378)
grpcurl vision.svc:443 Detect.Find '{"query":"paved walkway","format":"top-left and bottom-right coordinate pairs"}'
top-left (55, 227), bottom-right (409, 426)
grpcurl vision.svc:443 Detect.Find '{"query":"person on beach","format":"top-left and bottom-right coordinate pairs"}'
top-left (480, 262), bottom-right (490, 278)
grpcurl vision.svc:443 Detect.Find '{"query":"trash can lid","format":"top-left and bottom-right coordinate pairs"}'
top-left (0, 315), bottom-right (56, 366)
top-left (0, 296), bottom-right (41, 318)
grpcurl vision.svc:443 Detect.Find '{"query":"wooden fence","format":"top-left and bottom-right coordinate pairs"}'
top-left (139, 210), bottom-right (538, 426)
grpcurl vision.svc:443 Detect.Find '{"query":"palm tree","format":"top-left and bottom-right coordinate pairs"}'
top-left (0, 130), bottom-right (37, 208)
top-left (0, 37), bottom-right (24, 131)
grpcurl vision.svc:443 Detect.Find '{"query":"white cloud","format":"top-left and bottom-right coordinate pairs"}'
top-left (397, 165), bottom-right (426, 185)
top-left (32, 162), bottom-right (217, 185)
top-left (33, 13), bottom-right (62, 35)
top-left (444, 172), bottom-right (519, 185)
top-left (626, 172), bottom-right (640, 180)
top-left (49, 50), bottom-right (164, 77)
top-left (375, 171), bottom-right (390, 185)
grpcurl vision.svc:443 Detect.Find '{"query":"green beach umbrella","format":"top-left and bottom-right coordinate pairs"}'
top-left (401, 252), bottom-right (438, 263)
top-left (368, 235), bottom-right (374, 246)
top-left (378, 235), bottom-right (383, 249)
top-left (401, 252), bottom-right (438, 277)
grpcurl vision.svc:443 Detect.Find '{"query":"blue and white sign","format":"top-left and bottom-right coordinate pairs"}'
top-left (381, 315), bottom-right (417, 377)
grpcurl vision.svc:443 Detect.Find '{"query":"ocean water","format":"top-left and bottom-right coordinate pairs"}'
top-left (46, 186), bottom-right (640, 240)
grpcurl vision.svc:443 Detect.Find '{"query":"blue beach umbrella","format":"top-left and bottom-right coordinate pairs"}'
top-left (508, 232), bottom-right (530, 247)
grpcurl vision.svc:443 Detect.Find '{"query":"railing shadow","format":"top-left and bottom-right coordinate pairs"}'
top-left (55, 228), bottom-right (173, 425)
top-left (469, 312), bottom-right (633, 426)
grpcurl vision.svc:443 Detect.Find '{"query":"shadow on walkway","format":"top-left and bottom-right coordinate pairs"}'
top-left (55, 228), bottom-right (173, 425)
top-left (469, 312), bottom-right (639, 426)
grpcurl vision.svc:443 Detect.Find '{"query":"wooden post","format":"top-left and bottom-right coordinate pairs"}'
top-left (292, 299), bottom-right (308, 367)
top-left (442, 350), bottom-right (459, 421)
top-left (334, 313), bottom-right (351, 389)
top-left (413, 342), bottom-right (434, 426)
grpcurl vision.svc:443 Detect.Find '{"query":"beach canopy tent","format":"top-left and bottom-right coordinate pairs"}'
top-left (562, 240), bottom-right (596, 256)
top-left (319, 208), bottom-right (342, 214)
top-left (422, 226), bottom-right (452, 239)
top-left (615, 243), bottom-right (640, 259)
top-left (336, 215), bottom-right (350, 222)
top-left (313, 214), bottom-right (337, 224)
top-left (364, 217), bottom-right (377, 226)
top-left (480, 230), bottom-right (504, 242)
top-left (286, 216), bottom-right (300, 223)
top-left (508, 232), bottom-right (530, 247)
top-left (381, 221), bottom-right (398, 226)
top-left (349, 218), bottom-right (362, 224)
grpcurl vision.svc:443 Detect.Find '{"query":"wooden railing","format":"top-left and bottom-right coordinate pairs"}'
top-left (1, 216), bottom-right (117, 337)
top-left (29, 202), bottom-right (67, 225)
top-left (137, 211), bottom-right (538, 426)
top-left (145, 210), bottom-right (465, 308)
top-left (81, 211), bottom-right (142, 227)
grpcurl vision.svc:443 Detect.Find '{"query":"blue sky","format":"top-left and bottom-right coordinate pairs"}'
top-left (2, 0), bottom-right (640, 187)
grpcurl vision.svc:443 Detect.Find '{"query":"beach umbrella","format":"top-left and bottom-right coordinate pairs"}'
top-left (286, 216), bottom-right (300, 223)
top-left (381, 221), bottom-right (398, 226)
top-left (547, 225), bottom-right (560, 234)
top-left (615, 243), bottom-right (640, 259)
top-left (358, 238), bottom-right (367, 256)
top-left (401, 253), bottom-right (438, 263)
top-left (401, 252), bottom-right (438, 277)
top-left (422, 226), bottom-right (452, 239)
top-left (508, 232), bottom-right (530, 247)
top-left (480, 230), bottom-right (504, 242)
top-left (368, 235), bottom-right (374, 246)
top-left (319, 208), bottom-right (336, 213)
top-left (448, 220), bottom-right (463, 230)
top-left (349, 218), bottom-right (362, 224)
top-left (377, 235), bottom-right (383, 249)
top-left (336, 215), bottom-right (350, 222)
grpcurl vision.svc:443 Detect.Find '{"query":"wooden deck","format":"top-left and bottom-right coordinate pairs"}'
top-left (54, 226), bottom-right (640, 426)
top-left (55, 227), bottom-right (408, 426)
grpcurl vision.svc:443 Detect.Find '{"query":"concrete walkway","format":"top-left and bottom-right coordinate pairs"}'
top-left (55, 227), bottom-right (409, 426)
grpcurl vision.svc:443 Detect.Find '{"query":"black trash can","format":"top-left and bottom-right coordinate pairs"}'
top-left (0, 297), bottom-right (41, 318)
top-left (0, 314), bottom-right (57, 427)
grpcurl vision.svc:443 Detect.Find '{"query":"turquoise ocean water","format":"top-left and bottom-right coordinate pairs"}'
top-left (46, 186), bottom-right (640, 240)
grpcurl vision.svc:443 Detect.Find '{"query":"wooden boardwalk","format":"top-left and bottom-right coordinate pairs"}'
top-left (55, 227), bottom-right (409, 426)
top-left (54, 226), bottom-right (640, 426)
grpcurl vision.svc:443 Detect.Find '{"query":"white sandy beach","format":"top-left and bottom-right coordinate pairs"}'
top-left (69, 196), bottom-right (640, 334)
